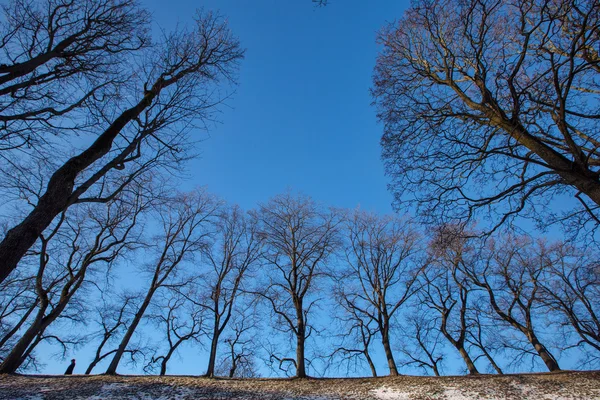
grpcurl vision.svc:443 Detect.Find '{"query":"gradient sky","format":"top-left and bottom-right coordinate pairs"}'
top-left (143, 0), bottom-right (410, 214)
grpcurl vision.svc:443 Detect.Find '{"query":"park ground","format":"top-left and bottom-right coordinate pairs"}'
top-left (1, 370), bottom-right (599, 399)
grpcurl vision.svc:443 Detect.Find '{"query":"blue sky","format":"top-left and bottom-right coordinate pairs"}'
top-left (144, 0), bottom-right (409, 214)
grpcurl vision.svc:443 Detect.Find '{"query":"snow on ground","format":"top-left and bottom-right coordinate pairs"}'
top-left (372, 386), bottom-right (479, 399)
top-left (371, 380), bottom-right (600, 400)
top-left (372, 387), bottom-right (413, 399)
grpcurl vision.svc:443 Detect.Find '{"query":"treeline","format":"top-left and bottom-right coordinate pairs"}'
top-left (0, 187), bottom-right (598, 377)
top-left (0, 0), bottom-right (599, 379)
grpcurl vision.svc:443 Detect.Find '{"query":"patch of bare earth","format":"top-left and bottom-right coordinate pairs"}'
top-left (0, 371), bottom-right (599, 399)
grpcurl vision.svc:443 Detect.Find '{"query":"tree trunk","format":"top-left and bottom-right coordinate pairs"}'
top-left (484, 286), bottom-right (560, 373)
top-left (85, 352), bottom-right (111, 375)
top-left (205, 319), bottom-right (220, 377)
top-left (85, 343), bottom-right (117, 374)
top-left (160, 346), bottom-right (178, 376)
top-left (0, 307), bottom-right (46, 373)
top-left (457, 347), bottom-right (479, 375)
top-left (105, 287), bottom-right (155, 375)
top-left (495, 117), bottom-right (600, 208)
top-left (0, 89), bottom-right (159, 286)
top-left (295, 331), bottom-right (306, 378)
top-left (529, 334), bottom-right (561, 372)
top-left (480, 346), bottom-right (503, 374)
top-left (365, 350), bottom-right (378, 377)
top-left (295, 305), bottom-right (307, 378)
top-left (229, 358), bottom-right (237, 378)
top-left (440, 325), bottom-right (479, 375)
top-left (381, 326), bottom-right (399, 376)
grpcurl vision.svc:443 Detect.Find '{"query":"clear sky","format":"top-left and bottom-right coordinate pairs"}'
top-left (143, 0), bottom-right (410, 214)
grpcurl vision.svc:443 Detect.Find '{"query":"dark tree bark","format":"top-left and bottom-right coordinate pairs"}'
top-left (0, 9), bottom-right (243, 286)
top-left (421, 241), bottom-right (480, 375)
top-left (0, 191), bottom-right (144, 374)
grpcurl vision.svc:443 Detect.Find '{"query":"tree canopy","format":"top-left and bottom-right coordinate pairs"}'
top-left (373, 0), bottom-right (600, 237)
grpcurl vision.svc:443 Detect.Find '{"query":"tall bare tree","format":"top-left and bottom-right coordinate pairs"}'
top-left (421, 228), bottom-right (482, 375)
top-left (397, 311), bottom-right (445, 376)
top-left (104, 188), bottom-right (219, 375)
top-left (339, 210), bottom-right (422, 376)
top-left (85, 292), bottom-right (140, 375)
top-left (0, 7), bottom-right (243, 285)
top-left (419, 267), bottom-right (479, 375)
top-left (540, 242), bottom-right (600, 366)
top-left (195, 205), bottom-right (263, 377)
top-left (145, 290), bottom-right (207, 376)
top-left (253, 192), bottom-right (340, 378)
top-left (461, 234), bottom-right (561, 372)
top-left (0, 185), bottom-right (148, 373)
top-left (373, 0), bottom-right (600, 236)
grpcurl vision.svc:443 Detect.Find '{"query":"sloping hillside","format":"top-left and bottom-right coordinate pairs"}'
top-left (1, 371), bottom-right (599, 399)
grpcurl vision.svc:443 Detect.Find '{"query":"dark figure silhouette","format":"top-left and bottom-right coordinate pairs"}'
top-left (64, 359), bottom-right (75, 375)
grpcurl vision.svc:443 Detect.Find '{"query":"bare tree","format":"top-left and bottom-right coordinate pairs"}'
top-left (215, 306), bottom-right (260, 378)
top-left (0, 8), bottom-right (243, 285)
top-left (329, 289), bottom-right (379, 377)
top-left (373, 0), bottom-right (600, 236)
top-left (194, 205), bottom-right (263, 377)
top-left (539, 242), bottom-right (600, 366)
top-left (421, 228), bottom-right (481, 374)
top-left (339, 210), bottom-right (422, 376)
top-left (104, 188), bottom-right (219, 375)
top-left (85, 292), bottom-right (139, 374)
top-left (252, 192), bottom-right (340, 378)
top-left (465, 306), bottom-right (504, 374)
top-left (0, 186), bottom-right (148, 373)
top-left (0, 0), bottom-right (150, 152)
top-left (144, 289), bottom-right (207, 376)
top-left (418, 268), bottom-right (479, 374)
top-left (461, 234), bottom-right (561, 372)
top-left (397, 311), bottom-right (445, 377)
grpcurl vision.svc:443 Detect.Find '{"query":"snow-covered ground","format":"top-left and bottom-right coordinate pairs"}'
top-left (1, 371), bottom-right (599, 399)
